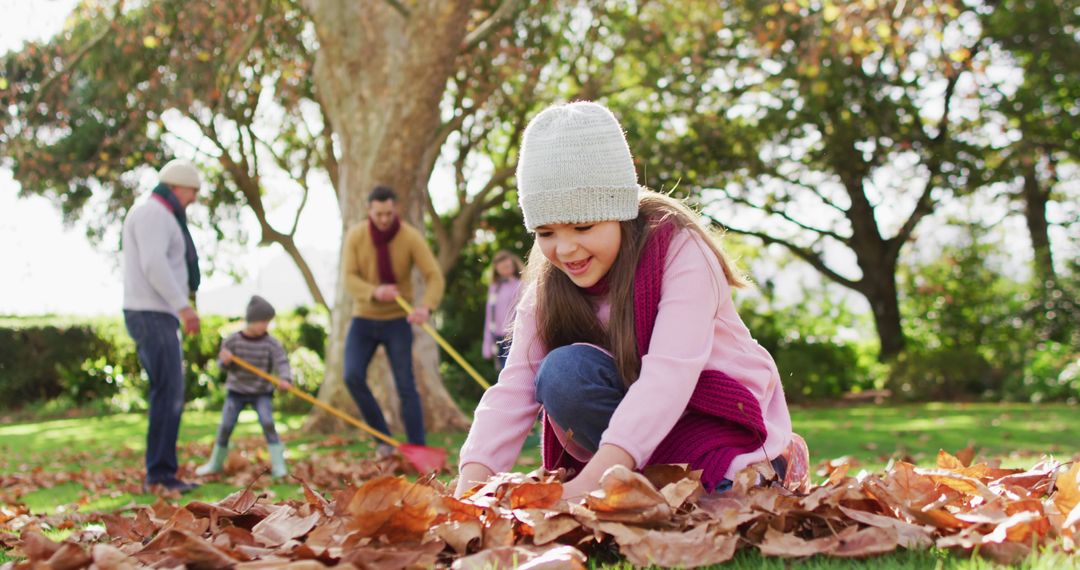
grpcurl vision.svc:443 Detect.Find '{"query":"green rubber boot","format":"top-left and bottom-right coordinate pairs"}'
top-left (268, 442), bottom-right (287, 478)
top-left (195, 444), bottom-right (227, 476)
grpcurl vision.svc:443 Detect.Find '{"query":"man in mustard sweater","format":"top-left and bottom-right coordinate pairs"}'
top-left (342, 185), bottom-right (445, 449)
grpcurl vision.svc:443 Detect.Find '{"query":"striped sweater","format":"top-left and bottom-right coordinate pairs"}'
top-left (220, 331), bottom-right (292, 395)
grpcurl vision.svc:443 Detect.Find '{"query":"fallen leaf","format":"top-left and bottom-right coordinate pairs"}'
top-left (509, 482), bottom-right (563, 509)
top-left (1053, 462), bottom-right (1080, 517)
top-left (584, 466), bottom-right (671, 523)
top-left (757, 526), bottom-right (841, 557)
top-left (433, 519), bottom-right (482, 554)
top-left (251, 505), bottom-right (320, 547)
top-left (451, 544), bottom-right (587, 570)
top-left (513, 509), bottom-right (581, 545)
top-left (346, 476), bottom-right (441, 543)
top-left (838, 506), bottom-right (934, 549)
top-left (618, 523), bottom-right (738, 567)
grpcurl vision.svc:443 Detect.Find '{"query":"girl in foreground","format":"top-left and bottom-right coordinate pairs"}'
top-left (457, 101), bottom-right (808, 499)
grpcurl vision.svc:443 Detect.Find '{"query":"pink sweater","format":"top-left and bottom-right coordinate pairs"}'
top-left (458, 229), bottom-right (794, 481)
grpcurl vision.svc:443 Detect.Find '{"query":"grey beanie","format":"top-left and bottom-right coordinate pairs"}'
top-left (246, 295), bottom-right (276, 323)
top-left (516, 101), bottom-right (640, 231)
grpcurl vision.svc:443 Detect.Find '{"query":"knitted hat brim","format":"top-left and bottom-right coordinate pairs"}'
top-left (521, 185), bottom-right (641, 230)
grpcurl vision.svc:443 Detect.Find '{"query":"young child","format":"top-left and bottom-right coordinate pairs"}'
top-left (482, 250), bottom-right (524, 372)
top-left (196, 295), bottom-right (292, 478)
top-left (457, 102), bottom-right (809, 499)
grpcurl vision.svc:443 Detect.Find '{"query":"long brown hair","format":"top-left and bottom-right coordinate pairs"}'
top-left (490, 250), bottom-right (524, 283)
top-left (525, 189), bottom-right (747, 387)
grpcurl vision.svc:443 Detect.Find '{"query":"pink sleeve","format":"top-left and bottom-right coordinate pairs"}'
top-left (458, 285), bottom-right (545, 473)
top-left (599, 231), bottom-right (726, 468)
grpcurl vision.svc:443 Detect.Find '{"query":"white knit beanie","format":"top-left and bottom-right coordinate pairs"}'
top-left (516, 102), bottom-right (640, 231)
top-left (158, 159), bottom-right (202, 189)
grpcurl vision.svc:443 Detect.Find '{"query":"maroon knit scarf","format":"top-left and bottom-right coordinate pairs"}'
top-left (541, 222), bottom-right (769, 489)
top-left (369, 217), bottom-right (401, 284)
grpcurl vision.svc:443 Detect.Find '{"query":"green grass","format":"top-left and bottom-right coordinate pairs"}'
top-left (1, 402), bottom-right (1077, 568)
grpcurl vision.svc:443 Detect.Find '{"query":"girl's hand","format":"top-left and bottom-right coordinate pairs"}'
top-left (455, 463), bottom-right (494, 498)
top-left (561, 444), bottom-right (635, 500)
top-left (219, 347), bottom-right (234, 364)
top-left (560, 474), bottom-right (599, 501)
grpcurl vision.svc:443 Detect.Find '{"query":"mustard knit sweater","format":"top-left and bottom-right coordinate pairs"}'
top-left (341, 221), bottom-right (445, 319)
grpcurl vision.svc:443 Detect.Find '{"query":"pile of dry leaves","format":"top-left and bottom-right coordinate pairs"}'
top-left (2, 449), bottom-right (1078, 568)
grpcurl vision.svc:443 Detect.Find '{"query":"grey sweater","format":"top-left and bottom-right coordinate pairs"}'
top-left (122, 196), bottom-right (191, 313)
top-left (220, 331), bottom-right (292, 395)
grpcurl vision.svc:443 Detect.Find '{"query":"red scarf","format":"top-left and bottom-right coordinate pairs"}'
top-left (369, 216), bottom-right (401, 284)
top-left (541, 222), bottom-right (768, 490)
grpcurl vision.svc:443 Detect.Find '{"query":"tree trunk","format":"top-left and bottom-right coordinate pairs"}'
top-left (1020, 151), bottom-right (1055, 287)
top-left (302, 0), bottom-right (474, 435)
top-left (862, 268), bottom-right (906, 362)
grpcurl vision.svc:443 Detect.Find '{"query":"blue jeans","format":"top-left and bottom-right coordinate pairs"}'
top-left (215, 392), bottom-right (280, 446)
top-left (494, 335), bottom-right (510, 372)
top-left (343, 317), bottom-right (425, 445)
top-left (534, 344), bottom-right (626, 455)
top-left (534, 344), bottom-right (786, 492)
top-left (124, 310), bottom-right (185, 484)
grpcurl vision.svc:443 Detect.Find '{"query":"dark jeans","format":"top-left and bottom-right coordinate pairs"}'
top-left (124, 310), bottom-right (185, 484)
top-left (343, 317), bottom-right (425, 445)
top-left (215, 392), bottom-right (280, 446)
top-left (494, 335), bottom-right (510, 372)
top-left (533, 344), bottom-right (786, 492)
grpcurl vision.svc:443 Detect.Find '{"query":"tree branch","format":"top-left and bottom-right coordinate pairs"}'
top-left (703, 213), bottom-right (862, 292)
top-left (382, 0), bottom-right (411, 19)
top-left (462, 0), bottom-right (525, 52)
top-left (723, 190), bottom-right (851, 244)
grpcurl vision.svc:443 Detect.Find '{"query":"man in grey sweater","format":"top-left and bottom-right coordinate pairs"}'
top-left (122, 159), bottom-right (203, 493)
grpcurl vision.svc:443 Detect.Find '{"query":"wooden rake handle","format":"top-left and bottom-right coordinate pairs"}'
top-left (395, 296), bottom-right (491, 390)
top-left (229, 355), bottom-right (401, 448)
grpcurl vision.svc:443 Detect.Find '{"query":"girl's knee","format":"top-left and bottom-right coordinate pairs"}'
top-left (535, 345), bottom-right (597, 412)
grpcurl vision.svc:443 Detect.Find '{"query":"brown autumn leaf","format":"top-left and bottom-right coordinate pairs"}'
top-left (451, 544), bottom-right (587, 570)
top-left (136, 528), bottom-right (243, 568)
top-left (659, 477), bottom-right (704, 510)
top-left (936, 450), bottom-right (990, 479)
top-left (641, 464), bottom-right (701, 490)
top-left (1053, 462), bottom-right (1080, 517)
top-left (91, 543), bottom-right (139, 570)
top-left (838, 506), bottom-right (934, 549)
top-left (338, 540), bottom-right (445, 569)
top-left (216, 487), bottom-right (262, 515)
top-left (694, 495), bottom-right (763, 533)
top-left (617, 523), bottom-right (738, 567)
top-left (160, 506), bottom-right (209, 536)
top-left (757, 525), bottom-right (842, 557)
top-left (955, 444), bottom-right (976, 467)
top-left (16, 528), bottom-right (61, 560)
top-left (509, 482), bottom-right (563, 509)
top-left (251, 504), bottom-right (320, 547)
top-left (584, 465), bottom-right (672, 523)
top-left (433, 519), bottom-right (483, 554)
top-left (482, 515), bottom-right (516, 549)
top-left (513, 509), bottom-right (581, 545)
top-left (346, 475), bottom-right (441, 543)
top-left (47, 541), bottom-right (94, 570)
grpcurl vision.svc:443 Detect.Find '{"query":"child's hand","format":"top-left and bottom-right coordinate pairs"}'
top-left (219, 348), bottom-right (234, 364)
top-left (278, 380), bottom-right (293, 392)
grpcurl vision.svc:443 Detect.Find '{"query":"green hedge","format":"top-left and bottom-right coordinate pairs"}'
top-left (0, 309), bottom-right (329, 413)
